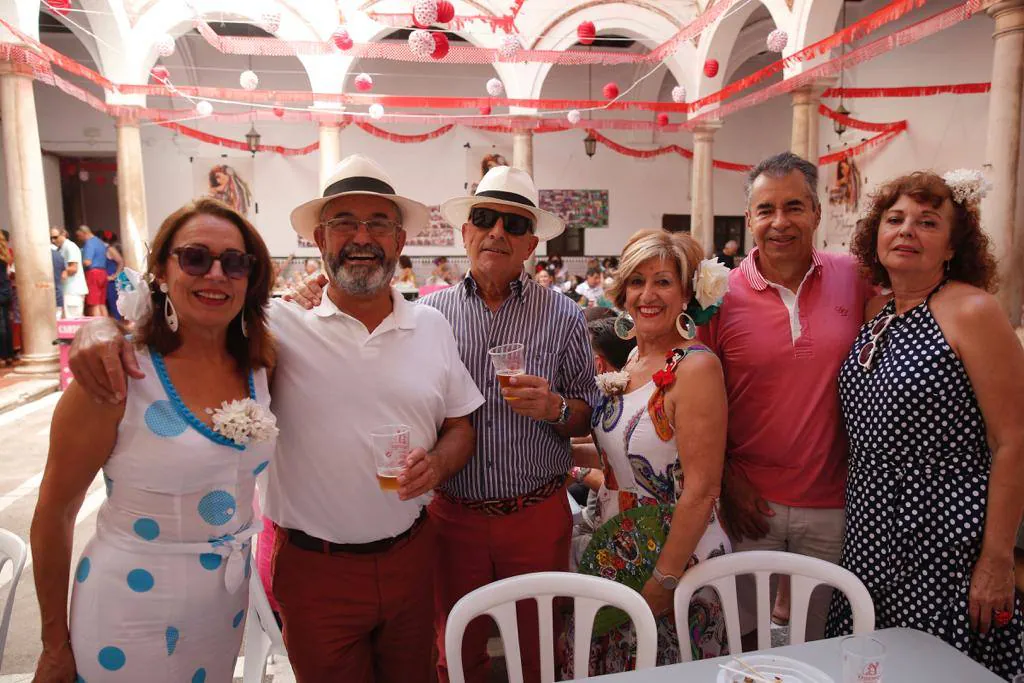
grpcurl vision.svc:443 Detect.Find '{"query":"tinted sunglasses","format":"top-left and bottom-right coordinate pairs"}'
top-left (857, 313), bottom-right (895, 371)
top-left (469, 206), bottom-right (535, 237)
top-left (171, 244), bottom-right (255, 280)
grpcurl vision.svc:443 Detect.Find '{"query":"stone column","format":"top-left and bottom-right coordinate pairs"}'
top-left (0, 61), bottom-right (59, 373)
top-left (691, 121), bottom-right (722, 257)
top-left (318, 123), bottom-right (342, 190)
top-left (790, 86), bottom-right (814, 161)
top-left (512, 128), bottom-right (534, 177)
top-left (982, 0), bottom-right (1024, 323)
top-left (115, 116), bottom-right (149, 271)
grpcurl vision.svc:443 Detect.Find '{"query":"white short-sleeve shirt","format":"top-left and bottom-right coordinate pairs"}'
top-left (264, 290), bottom-right (484, 543)
top-left (59, 240), bottom-right (89, 297)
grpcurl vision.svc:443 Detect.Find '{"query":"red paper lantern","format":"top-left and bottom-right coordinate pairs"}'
top-left (150, 66), bottom-right (170, 82)
top-left (656, 113), bottom-right (669, 127)
top-left (436, 0), bottom-right (455, 23)
top-left (479, 105), bottom-right (492, 115)
top-left (354, 73), bottom-right (373, 92)
top-left (431, 32), bottom-right (450, 59)
top-left (331, 27), bottom-right (353, 51)
top-left (602, 82), bottom-right (619, 100)
top-left (577, 21), bottom-right (596, 46)
top-left (46, 0), bottom-right (72, 17)
top-left (272, 107), bottom-right (285, 118)
top-left (703, 59), bottom-right (719, 78)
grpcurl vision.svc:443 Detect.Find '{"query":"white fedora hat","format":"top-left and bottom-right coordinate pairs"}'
top-left (441, 166), bottom-right (565, 241)
top-left (290, 154), bottom-right (431, 242)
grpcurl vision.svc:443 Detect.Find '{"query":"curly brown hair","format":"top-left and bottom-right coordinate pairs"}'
top-left (851, 171), bottom-right (997, 291)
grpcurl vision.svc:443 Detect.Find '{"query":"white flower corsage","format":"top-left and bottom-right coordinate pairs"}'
top-left (688, 257), bottom-right (730, 325)
top-left (206, 398), bottom-right (279, 446)
top-left (595, 371), bottom-right (630, 396)
top-left (115, 268), bottom-right (152, 324)
top-left (942, 169), bottom-right (991, 206)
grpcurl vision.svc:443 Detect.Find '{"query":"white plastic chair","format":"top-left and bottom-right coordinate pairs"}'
top-left (673, 550), bottom-right (875, 660)
top-left (0, 529), bottom-right (28, 672)
top-left (241, 539), bottom-right (289, 683)
top-left (444, 571), bottom-right (658, 683)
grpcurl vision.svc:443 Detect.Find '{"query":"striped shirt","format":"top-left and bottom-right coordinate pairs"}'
top-left (420, 270), bottom-right (600, 499)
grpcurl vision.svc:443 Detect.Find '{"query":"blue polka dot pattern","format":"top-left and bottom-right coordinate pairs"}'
top-left (233, 610), bottom-right (245, 628)
top-left (126, 568), bottom-right (154, 592)
top-left (252, 460), bottom-right (270, 476)
top-left (133, 518), bottom-right (160, 541)
top-left (144, 400), bottom-right (188, 438)
top-left (197, 490), bottom-right (236, 526)
top-left (75, 557), bottom-right (90, 583)
top-left (165, 626), bottom-right (179, 655)
top-left (192, 668), bottom-right (207, 683)
top-left (98, 646), bottom-right (126, 671)
top-left (199, 553), bottom-right (222, 571)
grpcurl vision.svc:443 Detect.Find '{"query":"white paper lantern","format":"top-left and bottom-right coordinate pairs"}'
top-left (485, 77), bottom-right (504, 97)
top-left (408, 29), bottom-right (435, 59)
top-left (671, 85), bottom-right (686, 103)
top-left (78, 170), bottom-right (90, 182)
top-left (567, 109), bottom-right (581, 124)
top-left (239, 70), bottom-right (259, 91)
top-left (261, 11), bottom-right (281, 33)
top-left (195, 100), bottom-right (214, 117)
top-left (766, 28), bottom-right (788, 53)
top-left (368, 103), bottom-right (385, 120)
top-left (155, 34), bottom-right (175, 57)
top-left (499, 34), bottom-right (522, 60)
top-left (413, 0), bottom-right (438, 27)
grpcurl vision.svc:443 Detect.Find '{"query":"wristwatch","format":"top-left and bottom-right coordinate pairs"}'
top-left (652, 566), bottom-right (680, 591)
top-left (545, 394), bottom-right (571, 425)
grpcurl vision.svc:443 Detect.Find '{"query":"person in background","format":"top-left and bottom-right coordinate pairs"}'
top-left (272, 254), bottom-right (295, 294)
top-left (76, 225), bottom-right (109, 317)
top-left (101, 231), bottom-right (125, 320)
top-left (0, 231), bottom-right (14, 367)
top-left (395, 254), bottom-right (417, 288)
top-left (533, 269), bottom-right (559, 292)
top-left (547, 254), bottom-right (567, 285)
top-left (715, 240), bottom-right (740, 269)
top-left (290, 258), bottom-right (320, 287)
top-left (51, 227), bottom-right (88, 319)
top-left (51, 242), bottom-right (66, 318)
top-left (824, 171), bottom-right (1023, 679)
top-left (601, 256), bottom-right (620, 288)
top-left (575, 267), bottom-right (605, 307)
top-left (427, 256), bottom-right (458, 286)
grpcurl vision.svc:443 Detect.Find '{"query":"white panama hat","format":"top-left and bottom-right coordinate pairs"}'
top-left (290, 154), bottom-right (430, 242)
top-left (440, 165), bottom-right (565, 241)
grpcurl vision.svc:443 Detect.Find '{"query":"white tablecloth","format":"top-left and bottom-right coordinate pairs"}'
top-left (576, 627), bottom-right (1008, 682)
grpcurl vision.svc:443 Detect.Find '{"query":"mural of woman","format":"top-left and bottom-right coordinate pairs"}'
top-left (207, 164), bottom-right (253, 216)
top-left (829, 157), bottom-right (861, 213)
top-left (469, 153), bottom-right (509, 194)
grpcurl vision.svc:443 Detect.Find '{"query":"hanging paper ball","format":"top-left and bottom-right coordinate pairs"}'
top-left (499, 34), bottom-right (522, 60)
top-left (567, 109), bottom-right (581, 125)
top-left (78, 169), bottom-right (90, 182)
top-left (657, 113), bottom-right (670, 127)
top-left (354, 73), bottom-right (373, 92)
top-left (431, 32), bottom-right (450, 59)
top-left (602, 82), bottom-right (619, 99)
top-left (486, 77), bottom-right (504, 97)
top-left (155, 34), bottom-right (175, 57)
top-left (408, 29), bottom-right (434, 59)
top-left (272, 107), bottom-right (285, 118)
top-left (479, 105), bottom-right (492, 115)
top-left (150, 66), bottom-right (170, 83)
top-left (239, 70), bottom-right (259, 91)
top-left (436, 0), bottom-right (455, 23)
top-left (331, 27), bottom-right (353, 51)
top-left (46, 0), bottom-right (72, 17)
top-left (413, 0), bottom-right (439, 28)
top-left (671, 85), bottom-right (686, 103)
top-left (261, 11), bottom-right (281, 33)
top-left (703, 59), bottom-right (719, 78)
top-left (766, 29), bottom-right (788, 53)
top-left (577, 21), bottom-right (596, 46)
top-left (368, 104), bottom-right (385, 120)
top-left (195, 100), bottom-right (213, 117)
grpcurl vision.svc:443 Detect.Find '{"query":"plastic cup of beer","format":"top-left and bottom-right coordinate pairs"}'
top-left (370, 424), bottom-right (410, 492)
top-left (841, 635), bottom-right (885, 683)
top-left (488, 343), bottom-right (525, 400)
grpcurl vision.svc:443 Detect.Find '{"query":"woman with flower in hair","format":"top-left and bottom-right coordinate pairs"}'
top-left (564, 229), bottom-right (731, 675)
top-left (31, 198), bottom-right (278, 683)
top-left (825, 171), bottom-right (1024, 679)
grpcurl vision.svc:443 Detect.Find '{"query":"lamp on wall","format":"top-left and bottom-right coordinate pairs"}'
top-left (584, 131), bottom-right (597, 158)
top-left (245, 124), bottom-right (261, 156)
top-left (833, 2), bottom-right (850, 136)
top-left (583, 49), bottom-right (597, 159)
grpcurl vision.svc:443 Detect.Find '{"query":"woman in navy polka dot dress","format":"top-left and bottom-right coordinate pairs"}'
top-left (31, 199), bottom-right (278, 683)
top-left (824, 172), bottom-right (1024, 680)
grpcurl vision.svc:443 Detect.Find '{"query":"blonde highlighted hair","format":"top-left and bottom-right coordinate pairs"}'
top-left (607, 229), bottom-right (704, 309)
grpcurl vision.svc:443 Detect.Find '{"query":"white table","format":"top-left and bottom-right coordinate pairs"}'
top-left (577, 628), bottom-right (1007, 682)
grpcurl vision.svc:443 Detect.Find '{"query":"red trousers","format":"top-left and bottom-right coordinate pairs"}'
top-left (272, 519), bottom-right (436, 683)
top-left (431, 490), bottom-right (572, 683)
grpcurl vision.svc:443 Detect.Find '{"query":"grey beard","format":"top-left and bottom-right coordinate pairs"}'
top-left (326, 253), bottom-right (396, 296)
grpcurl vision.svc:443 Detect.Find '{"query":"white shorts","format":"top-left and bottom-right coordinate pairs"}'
top-left (63, 294), bottom-right (85, 319)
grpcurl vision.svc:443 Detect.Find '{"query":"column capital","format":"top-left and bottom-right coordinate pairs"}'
top-left (693, 119), bottom-right (722, 140)
top-left (987, 0), bottom-right (1024, 34)
top-left (0, 60), bottom-right (34, 79)
top-left (318, 121), bottom-right (343, 130)
top-left (116, 112), bottom-right (142, 127)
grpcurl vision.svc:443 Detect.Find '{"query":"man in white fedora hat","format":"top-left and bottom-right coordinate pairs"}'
top-left (66, 154), bottom-right (485, 683)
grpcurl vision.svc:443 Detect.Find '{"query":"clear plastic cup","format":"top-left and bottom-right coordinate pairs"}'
top-left (841, 635), bottom-right (886, 683)
top-left (370, 424), bottom-right (410, 492)
top-left (488, 343), bottom-right (525, 400)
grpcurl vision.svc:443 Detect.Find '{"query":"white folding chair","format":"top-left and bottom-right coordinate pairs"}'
top-left (241, 538), bottom-right (289, 683)
top-left (0, 529), bottom-right (28, 672)
top-left (673, 550), bottom-right (875, 660)
top-left (444, 571), bottom-right (658, 683)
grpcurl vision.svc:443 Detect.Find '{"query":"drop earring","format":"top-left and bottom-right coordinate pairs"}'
top-left (240, 310), bottom-right (248, 338)
top-left (613, 312), bottom-right (636, 340)
top-left (675, 311), bottom-right (697, 340)
top-left (159, 282), bottom-right (179, 333)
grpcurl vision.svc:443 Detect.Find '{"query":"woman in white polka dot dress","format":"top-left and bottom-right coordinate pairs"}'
top-left (31, 199), bottom-right (278, 683)
top-left (824, 172), bottom-right (1024, 680)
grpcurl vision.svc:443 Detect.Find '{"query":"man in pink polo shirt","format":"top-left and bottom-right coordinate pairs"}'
top-left (700, 152), bottom-right (873, 641)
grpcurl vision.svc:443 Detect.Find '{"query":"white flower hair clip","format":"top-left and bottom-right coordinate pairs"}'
top-left (115, 268), bottom-right (153, 324)
top-left (595, 371), bottom-right (630, 396)
top-left (942, 169), bottom-right (992, 207)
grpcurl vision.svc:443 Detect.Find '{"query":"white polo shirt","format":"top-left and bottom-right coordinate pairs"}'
top-left (264, 289), bottom-right (484, 543)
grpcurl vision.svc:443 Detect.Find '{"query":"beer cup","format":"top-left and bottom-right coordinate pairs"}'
top-left (488, 343), bottom-right (525, 400)
top-left (370, 424), bottom-right (410, 491)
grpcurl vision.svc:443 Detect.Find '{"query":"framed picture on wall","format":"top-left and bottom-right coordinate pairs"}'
top-left (193, 158), bottom-right (254, 217)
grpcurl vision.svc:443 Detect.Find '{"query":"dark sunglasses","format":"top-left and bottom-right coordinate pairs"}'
top-left (469, 206), bottom-right (535, 237)
top-left (171, 244), bottom-right (255, 280)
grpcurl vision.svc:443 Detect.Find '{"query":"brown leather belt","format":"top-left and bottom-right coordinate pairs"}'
top-left (285, 509), bottom-right (426, 555)
top-left (437, 476), bottom-right (565, 516)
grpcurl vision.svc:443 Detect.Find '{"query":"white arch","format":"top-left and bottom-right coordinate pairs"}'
top-left (0, 0), bottom-right (40, 42)
top-left (724, 17), bottom-right (776, 81)
top-left (789, 0), bottom-right (843, 75)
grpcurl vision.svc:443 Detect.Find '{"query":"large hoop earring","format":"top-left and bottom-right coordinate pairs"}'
top-left (159, 282), bottom-right (179, 333)
top-left (240, 310), bottom-right (248, 338)
top-left (613, 312), bottom-right (636, 340)
top-left (676, 311), bottom-right (697, 340)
